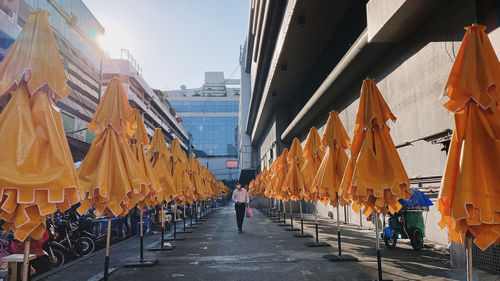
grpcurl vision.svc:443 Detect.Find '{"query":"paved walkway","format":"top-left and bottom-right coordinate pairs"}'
top-left (35, 204), bottom-right (496, 281)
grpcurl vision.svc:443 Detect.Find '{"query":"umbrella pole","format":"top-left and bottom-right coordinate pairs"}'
top-left (466, 233), bottom-right (473, 281)
top-left (174, 203), bottom-right (177, 239)
top-left (337, 204), bottom-right (341, 256)
top-left (323, 201), bottom-right (357, 262)
top-left (126, 208), bottom-right (159, 265)
top-left (104, 216), bottom-right (112, 281)
top-left (22, 237), bottom-right (30, 281)
top-left (290, 201), bottom-right (293, 229)
top-left (283, 200), bottom-right (286, 224)
top-left (300, 201), bottom-right (304, 234)
top-left (375, 212), bottom-right (383, 281)
top-left (195, 202), bottom-right (198, 224)
top-left (161, 203), bottom-right (165, 246)
top-left (140, 209), bottom-right (144, 262)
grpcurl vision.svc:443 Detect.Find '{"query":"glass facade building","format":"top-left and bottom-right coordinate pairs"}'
top-left (171, 100), bottom-right (239, 113)
top-left (170, 101), bottom-right (238, 156)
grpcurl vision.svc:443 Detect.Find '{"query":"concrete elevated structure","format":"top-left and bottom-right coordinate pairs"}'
top-left (241, 0), bottom-right (500, 274)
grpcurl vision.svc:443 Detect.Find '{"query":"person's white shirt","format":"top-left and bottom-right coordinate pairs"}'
top-left (232, 188), bottom-right (249, 204)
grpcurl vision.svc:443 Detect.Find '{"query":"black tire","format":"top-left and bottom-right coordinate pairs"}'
top-left (409, 227), bottom-right (424, 250)
top-left (47, 248), bottom-right (65, 268)
top-left (384, 235), bottom-right (397, 249)
top-left (77, 236), bottom-right (95, 256)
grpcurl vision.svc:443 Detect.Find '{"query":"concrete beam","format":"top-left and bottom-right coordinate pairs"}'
top-left (282, 0), bottom-right (448, 142)
top-left (367, 0), bottom-right (447, 43)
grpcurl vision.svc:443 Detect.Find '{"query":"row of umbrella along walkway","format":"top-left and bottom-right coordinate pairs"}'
top-left (0, 10), bottom-right (230, 281)
top-left (249, 25), bottom-right (500, 281)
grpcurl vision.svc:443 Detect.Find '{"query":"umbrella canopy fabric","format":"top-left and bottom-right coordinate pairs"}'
top-left (340, 79), bottom-right (411, 216)
top-left (0, 10), bottom-right (79, 241)
top-left (301, 128), bottom-right (322, 202)
top-left (271, 149), bottom-right (290, 201)
top-left (130, 110), bottom-right (159, 208)
top-left (170, 138), bottom-right (195, 204)
top-left (282, 138), bottom-right (305, 201)
top-left (0, 11), bottom-right (70, 100)
top-left (77, 78), bottom-right (149, 217)
top-left (189, 155), bottom-right (205, 200)
top-left (264, 162), bottom-right (277, 198)
top-left (149, 128), bottom-right (176, 203)
top-left (438, 25), bottom-right (500, 250)
top-left (312, 111), bottom-right (351, 206)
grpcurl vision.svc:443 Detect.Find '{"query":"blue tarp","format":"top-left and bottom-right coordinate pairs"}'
top-left (399, 188), bottom-right (433, 207)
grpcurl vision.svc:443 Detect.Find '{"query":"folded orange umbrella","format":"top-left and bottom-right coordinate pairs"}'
top-left (149, 128), bottom-right (176, 203)
top-left (0, 11), bottom-right (79, 241)
top-left (271, 149), bottom-right (290, 201)
top-left (170, 138), bottom-right (195, 204)
top-left (130, 110), bottom-right (159, 208)
top-left (340, 79), bottom-right (411, 216)
top-left (188, 154), bottom-right (205, 200)
top-left (438, 25), bottom-right (500, 250)
top-left (301, 128), bottom-right (322, 202)
top-left (312, 111), bottom-right (351, 206)
top-left (282, 138), bottom-right (305, 201)
top-left (77, 78), bottom-right (149, 217)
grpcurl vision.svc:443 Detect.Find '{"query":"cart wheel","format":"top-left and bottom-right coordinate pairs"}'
top-left (409, 227), bottom-right (424, 250)
top-left (384, 235), bottom-right (397, 249)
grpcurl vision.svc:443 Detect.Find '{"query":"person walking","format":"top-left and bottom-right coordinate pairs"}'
top-left (232, 183), bottom-right (249, 233)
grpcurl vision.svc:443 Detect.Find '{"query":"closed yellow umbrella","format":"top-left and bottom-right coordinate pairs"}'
top-left (170, 138), bottom-right (187, 204)
top-left (438, 25), bottom-right (500, 280)
top-left (0, 10), bottom-right (79, 280)
top-left (149, 128), bottom-right (175, 203)
top-left (272, 149), bottom-right (289, 201)
top-left (77, 78), bottom-right (149, 279)
top-left (125, 110), bottom-right (159, 266)
top-left (282, 138), bottom-right (305, 231)
top-left (283, 138), bottom-right (305, 201)
top-left (340, 79), bottom-right (411, 281)
top-left (269, 149), bottom-right (289, 226)
top-left (0, 9), bottom-right (79, 241)
top-left (169, 138), bottom-right (194, 234)
top-left (312, 111), bottom-right (355, 259)
top-left (301, 128), bottom-right (322, 202)
top-left (77, 79), bottom-right (148, 217)
top-left (313, 111), bottom-right (351, 206)
top-left (149, 128), bottom-right (176, 251)
top-left (130, 109), bottom-right (159, 209)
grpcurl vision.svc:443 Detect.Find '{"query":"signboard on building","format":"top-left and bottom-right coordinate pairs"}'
top-left (226, 160), bottom-right (238, 168)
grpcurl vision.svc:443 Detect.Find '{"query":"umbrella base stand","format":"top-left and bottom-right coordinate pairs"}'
top-left (285, 228), bottom-right (300, 231)
top-left (164, 237), bottom-right (185, 241)
top-left (323, 254), bottom-right (358, 262)
top-left (148, 242), bottom-right (175, 252)
top-left (124, 259), bottom-right (159, 267)
top-left (305, 242), bottom-right (331, 247)
top-left (176, 231), bottom-right (192, 234)
top-left (87, 267), bottom-right (118, 281)
top-left (294, 233), bottom-right (313, 238)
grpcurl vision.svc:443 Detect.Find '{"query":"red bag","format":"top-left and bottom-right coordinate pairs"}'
top-left (246, 207), bottom-right (253, 218)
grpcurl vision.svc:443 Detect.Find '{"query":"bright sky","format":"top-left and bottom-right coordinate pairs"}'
top-left (83, 0), bottom-right (249, 90)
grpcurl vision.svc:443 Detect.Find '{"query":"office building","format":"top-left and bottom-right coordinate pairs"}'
top-left (167, 72), bottom-right (240, 181)
top-left (242, 0), bottom-right (500, 273)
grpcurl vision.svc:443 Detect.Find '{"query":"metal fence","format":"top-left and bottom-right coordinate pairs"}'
top-left (473, 243), bottom-right (500, 275)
